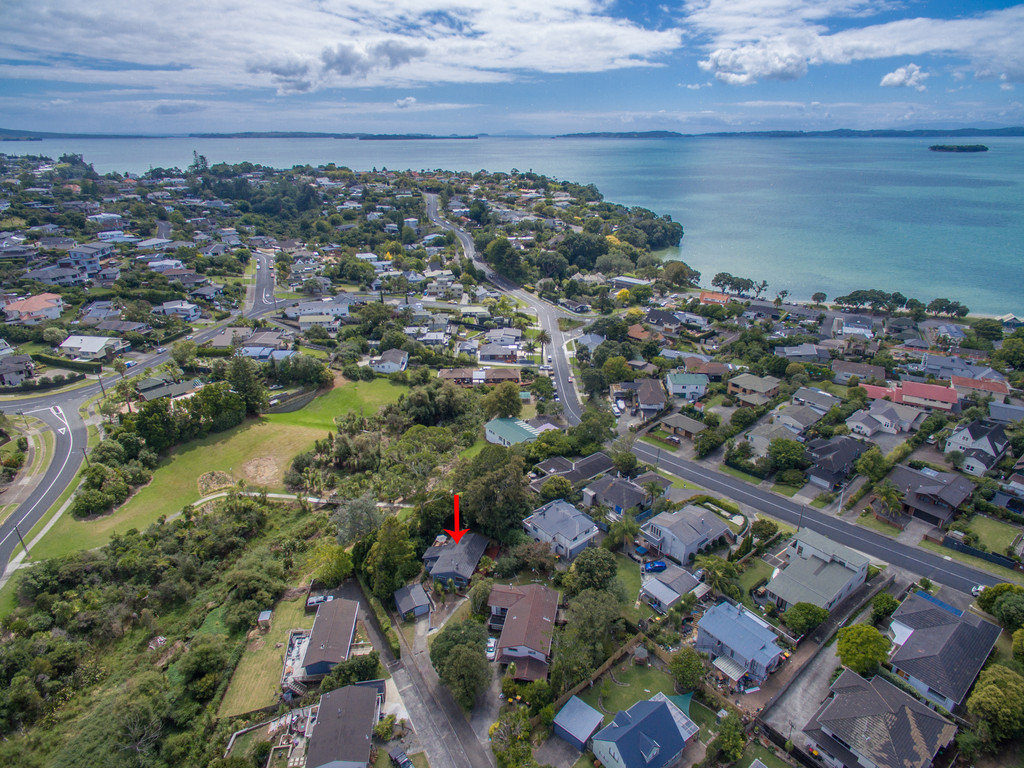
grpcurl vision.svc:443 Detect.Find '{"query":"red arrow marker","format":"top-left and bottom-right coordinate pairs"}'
top-left (445, 493), bottom-right (469, 543)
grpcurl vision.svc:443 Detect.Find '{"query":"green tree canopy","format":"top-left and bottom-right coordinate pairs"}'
top-left (836, 624), bottom-right (890, 675)
top-left (563, 547), bottom-right (618, 597)
top-left (483, 381), bottom-right (524, 419)
top-left (782, 602), bottom-right (829, 635)
top-left (968, 664), bottom-right (1024, 742)
top-left (870, 592), bottom-right (899, 624)
top-left (669, 647), bottom-right (705, 692)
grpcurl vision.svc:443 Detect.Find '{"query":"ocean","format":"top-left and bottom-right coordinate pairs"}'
top-left (7, 135), bottom-right (1024, 315)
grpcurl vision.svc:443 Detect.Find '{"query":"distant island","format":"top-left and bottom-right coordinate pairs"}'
top-left (558, 127), bottom-right (1024, 139)
top-left (929, 144), bottom-right (989, 152)
top-left (557, 131), bottom-right (685, 139)
top-left (357, 134), bottom-right (477, 141)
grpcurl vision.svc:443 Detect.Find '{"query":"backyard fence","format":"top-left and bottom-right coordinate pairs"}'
top-left (941, 536), bottom-right (1022, 571)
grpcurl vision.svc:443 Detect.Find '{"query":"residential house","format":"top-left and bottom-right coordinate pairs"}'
top-left (777, 342), bottom-right (830, 363)
top-left (297, 598), bottom-right (359, 681)
top-left (393, 583), bottom-right (430, 620)
top-left (478, 342), bottom-right (519, 364)
top-left (804, 436), bottom-right (867, 490)
top-left (190, 285), bottom-right (223, 302)
top-left (792, 387), bottom-right (841, 415)
top-left (845, 400), bottom-right (926, 437)
top-left (369, 348), bottom-right (409, 374)
top-left (776, 404), bottom-right (823, 435)
top-left (485, 417), bottom-right (540, 447)
top-left (0, 339), bottom-right (12, 359)
top-left (591, 693), bottom-right (699, 768)
top-left (487, 583), bottom-right (559, 681)
top-left (641, 504), bottom-right (734, 564)
top-left (79, 300), bottom-right (121, 325)
top-left (660, 413), bottom-right (708, 441)
top-left (765, 530), bottom-right (868, 612)
top-left (886, 465), bottom-right (975, 527)
top-left (523, 499), bottom-right (599, 560)
top-left (610, 275), bottom-right (653, 291)
top-left (664, 372), bottom-right (708, 402)
top-left (635, 379), bottom-right (667, 416)
top-left (58, 335), bottom-right (130, 361)
top-left (152, 300), bottom-right (200, 321)
top-left (553, 696), bottom-right (605, 752)
top-left (299, 314), bottom-right (341, 333)
top-left (837, 315), bottom-right (875, 338)
top-left (577, 333), bottom-right (606, 353)
top-left (283, 295), bottom-right (354, 320)
top-left (66, 241), bottom-right (113, 274)
top-left (912, 353), bottom-right (1005, 383)
top-left (583, 475), bottom-right (655, 516)
top-left (898, 381), bottom-right (959, 412)
top-left (695, 602), bottom-right (784, 686)
top-left (0, 355), bottom-right (34, 387)
top-left (699, 291), bottom-right (729, 305)
top-left (439, 367), bottom-right (521, 388)
top-left (990, 401), bottom-right (1024, 425)
top-left (803, 670), bottom-right (956, 768)
top-left (951, 375), bottom-right (1011, 401)
top-left (831, 360), bottom-right (885, 384)
top-left (305, 684), bottom-right (381, 768)
top-left (745, 422), bottom-right (800, 457)
top-left (22, 265), bottom-right (85, 287)
top-left (727, 373), bottom-right (781, 407)
top-left (888, 591), bottom-right (1000, 709)
top-left (209, 326), bottom-right (253, 348)
top-left (422, 532), bottom-right (488, 588)
top-left (529, 451), bottom-right (615, 493)
top-left (640, 563), bottom-right (708, 614)
top-left (944, 420), bottom-right (1008, 476)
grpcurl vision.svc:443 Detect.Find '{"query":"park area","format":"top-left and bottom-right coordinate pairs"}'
top-left (27, 379), bottom-right (407, 561)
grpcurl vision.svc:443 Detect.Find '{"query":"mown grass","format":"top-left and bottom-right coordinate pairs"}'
top-left (578, 664), bottom-right (676, 724)
top-left (719, 465), bottom-right (763, 485)
top-left (856, 512), bottom-right (900, 538)
top-left (919, 539), bottom-right (1024, 584)
top-left (738, 743), bottom-right (795, 768)
top-left (969, 515), bottom-right (1021, 553)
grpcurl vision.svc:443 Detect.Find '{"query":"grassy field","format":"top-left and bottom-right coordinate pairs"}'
top-left (29, 379), bottom-right (407, 562)
top-left (856, 512), bottom-right (900, 538)
top-left (738, 743), bottom-right (794, 768)
top-left (297, 345), bottom-right (329, 359)
top-left (969, 515), bottom-right (1022, 553)
top-left (919, 540), bottom-right (1024, 584)
top-left (578, 664), bottom-right (676, 724)
top-left (615, 554), bottom-right (645, 624)
top-left (719, 465), bottom-right (763, 485)
top-left (0, 571), bottom-right (22, 619)
top-left (655, 469), bottom-right (699, 491)
top-left (771, 483), bottom-right (801, 497)
top-left (459, 437), bottom-right (486, 460)
top-left (219, 595), bottom-right (315, 717)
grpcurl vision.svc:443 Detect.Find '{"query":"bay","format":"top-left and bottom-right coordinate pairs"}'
top-left (8, 135), bottom-right (1024, 315)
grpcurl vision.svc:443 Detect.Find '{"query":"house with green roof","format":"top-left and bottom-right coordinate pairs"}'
top-left (664, 372), bottom-right (708, 402)
top-left (485, 417), bottom-right (541, 447)
top-left (765, 529), bottom-right (869, 613)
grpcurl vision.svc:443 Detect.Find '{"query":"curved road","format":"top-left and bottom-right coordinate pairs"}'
top-left (427, 194), bottom-right (999, 595)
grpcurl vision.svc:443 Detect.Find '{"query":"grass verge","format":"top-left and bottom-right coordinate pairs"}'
top-left (856, 512), bottom-right (900, 538)
top-left (918, 539), bottom-right (1024, 584)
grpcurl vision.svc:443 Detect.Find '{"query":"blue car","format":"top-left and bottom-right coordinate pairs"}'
top-left (644, 560), bottom-right (667, 573)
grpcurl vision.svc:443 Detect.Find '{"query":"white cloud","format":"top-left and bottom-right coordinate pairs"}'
top-left (686, 0), bottom-right (1024, 86)
top-left (394, 96), bottom-right (417, 108)
top-left (880, 63), bottom-right (928, 91)
top-left (0, 0), bottom-right (683, 94)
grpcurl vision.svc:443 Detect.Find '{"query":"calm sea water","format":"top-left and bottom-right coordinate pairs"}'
top-left (8, 136), bottom-right (1024, 314)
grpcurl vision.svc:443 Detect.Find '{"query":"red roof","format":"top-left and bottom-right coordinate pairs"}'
top-left (699, 291), bottom-right (729, 305)
top-left (901, 380), bottom-right (958, 404)
top-left (951, 376), bottom-right (1010, 395)
top-left (859, 384), bottom-right (898, 401)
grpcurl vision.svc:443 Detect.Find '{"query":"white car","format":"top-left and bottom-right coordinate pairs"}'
top-left (972, 585), bottom-right (987, 597)
top-left (486, 637), bottom-right (498, 661)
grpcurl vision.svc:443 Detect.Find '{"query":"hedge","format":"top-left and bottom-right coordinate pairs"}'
top-left (30, 353), bottom-right (102, 373)
top-left (0, 372), bottom-right (86, 392)
top-left (356, 576), bottom-right (402, 659)
top-left (197, 347), bottom-right (232, 358)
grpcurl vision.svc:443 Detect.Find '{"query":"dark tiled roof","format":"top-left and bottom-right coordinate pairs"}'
top-left (423, 532), bottom-right (488, 581)
top-left (890, 592), bottom-right (1001, 704)
top-left (803, 670), bottom-right (956, 768)
top-left (307, 685), bottom-right (379, 768)
top-left (301, 598), bottom-right (358, 670)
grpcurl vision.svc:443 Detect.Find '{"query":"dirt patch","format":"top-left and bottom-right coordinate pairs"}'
top-left (248, 636), bottom-right (265, 652)
top-left (241, 456), bottom-right (279, 486)
top-left (281, 586), bottom-right (308, 601)
top-left (155, 639), bottom-right (186, 668)
top-left (198, 471), bottom-right (235, 496)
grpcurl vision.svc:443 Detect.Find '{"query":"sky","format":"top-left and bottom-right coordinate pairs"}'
top-left (2, 0), bottom-right (1023, 135)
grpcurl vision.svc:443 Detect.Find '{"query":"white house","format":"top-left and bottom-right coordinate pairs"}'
top-left (369, 348), bottom-right (408, 374)
top-left (641, 505), bottom-right (733, 565)
top-left (3, 293), bottom-right (64, 325)
top-left (944, 420), bottom-right (1008, 477)
top-left (664, 372), bottom-right (709, 402)
top-left (59, 335), bottom-right (130, 361)
top-left (152, 300), bottom-right (200, 321)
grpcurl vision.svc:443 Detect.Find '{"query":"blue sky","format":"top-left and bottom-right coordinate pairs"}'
top-left (1, 0), bottom-right (1022, 134)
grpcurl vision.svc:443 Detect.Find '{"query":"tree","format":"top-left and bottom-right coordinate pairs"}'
top-left (430, 620), bottom-right (490, 709)
top-left (855, 446), bottom-right (890, 483)
top-left (563, 547), bottom-right (617, 597)
top-left (751, 519), bottom-right (778, 541)
top-left (968, 664), bottom-right (1024, 742)
top-left (836, 624), bottom-right (890, 675)
top-left (227, 353), bottom-right (268, 415)
top-left (332, 492), bottom-right (383, 544)
top-left (812, 292), bottom-right (827, 305)
top-left (310, 542), bottom-right (353, 587)
top-left (874, 480), bottom-right (904, 519)
top-left (363, 516), bottom-right (416, 601)
top-left (468, 578), bottom-right (494, 615)
top-left (321, 651), bottom-right (380, 692)
top-left (535, 329), bottom-right (551, 362)
top-left (612, 450), bottom-right (639, 478)
top-left (662, 260), bottom-right (700, 287)
top-left (993, 591), bottom-right (1024, 632)
top-left (483, 381), bottom-right (523, 419)
top-left (782, 602), bottom-right (829, 635)
top-left (539, 475), bottom-right (572, 502)
top-left (978, 583), bottom-right (1024, 614)
top-left (602, 355), bottom-right (632, 384)
top-left (694, 555), bottom-right (737, 594)
top-left (1013, 627), bottom-right (1024, 663)
top-left (669, 647), bottom-right (705, 691)
top-left (711, 712), bottom-right (745, 764)
top-left (42, 326), bottom-right (65, 346)
top-left (871, 592), bottom-right (899, 624)
top-left (170, 340), bottom-right (197, 371)
top-left (768, 438), bottom-right (805, 471)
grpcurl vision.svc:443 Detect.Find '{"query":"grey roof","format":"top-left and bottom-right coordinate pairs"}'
top-left (888, 465), bottom-right (975, 524)
top-left (647, 505), bottom-right (731, 549)
top-left (393, 583), bottom-right (430, 616)
top-left (526, 500), bottom-right (597, 541)
top-left (423, 532), bottom-right (488, 581)
top-left (805, 436), bottom-right (867, 480)
top-left (307, 685), bottom-right (378, 768)
top-left (793, 529), bottom-right (870, 568)
top-left (302, 598), bottom-right (359, 670)
top-left (661, 413), bottom-right (708, 435)
top-left (650, 563), bottom-right (699, 598)
top-left (804, 670), bottom-right (956, 768)
top-left (698, 602), bottom-right (784, 670)
top-left (989, 402), bottom-right (1024, 424)
top-left (778, 404), bottom-right (823, 431)
top-left (531, 451), bottom-right (615, 492)
top-left (586, 475), bottom-right (647, 511)
top-left (554, 695), bottom-right (604, 744)
top-left (890, 592), bottom-right (1001, 704)
top-left (793, 387), bottom-right (841, 412)
top-left (766, 555), bottom-right (859, 609)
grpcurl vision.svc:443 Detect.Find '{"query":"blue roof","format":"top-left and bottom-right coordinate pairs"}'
top-left (698, 602), bottom-right (784, 670)
top-left (913, 589), bottom-right (963, 617)
top-left (593, 697), bottom-right (696, 768)
top-left (554, 696), bottom-right (604, 742)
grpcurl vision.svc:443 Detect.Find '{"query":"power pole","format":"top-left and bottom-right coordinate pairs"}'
top-left (14, 524), bottom-right (29, 557)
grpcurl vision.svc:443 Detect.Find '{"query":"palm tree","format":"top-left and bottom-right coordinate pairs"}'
top-left (535, 329), bottom-right (552, 363)
top-left (874, 480), bottom-right (904, 521)
top-left (694, 555), bottom-right (738, 595)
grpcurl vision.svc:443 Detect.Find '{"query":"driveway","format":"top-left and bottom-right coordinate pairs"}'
top-left (762, 641), bottom-right (841, 743)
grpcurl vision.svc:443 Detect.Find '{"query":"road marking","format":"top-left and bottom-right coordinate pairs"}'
top-left (58, 428), bottom-right (66, 435)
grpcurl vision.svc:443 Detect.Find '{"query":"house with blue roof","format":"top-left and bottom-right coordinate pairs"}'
top-left (696, 602), bottom-right (785, 686)
top-left (523, 499), bottom-right (599, 560)
top-left (591, 692), bottom-right (699, 768)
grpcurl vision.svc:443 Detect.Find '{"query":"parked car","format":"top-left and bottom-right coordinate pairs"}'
top-left (486, 637), bottom-right (498, 661)
top-left (644, 561), bottom-right (667, 573)
top-left (156, 347), bottom-right (166, 353)
top-left (972, 585), bottom-right (987, 597)
top-left (389, 748), bottom-right (413, 768)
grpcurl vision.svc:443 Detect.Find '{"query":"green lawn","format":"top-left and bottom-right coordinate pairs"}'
top-left (297, 345), bottom-right (329, 359)
top-left (615, 554), bottom-right (650, 625)
top-left (856, 512), bottom-right (900, 538)
top-left (459, 437), bottom-right (487, 460)
top-left (738, 743), bottom-right (795, 768)
top-left (219, 595), bottom-right (315, 717)
top-left (771, 483), bottom-right (801, 497)
top-left (578, 664), bottom-right (676, 724)
top-left (655, 469), bottom-right (699, 490)
top-left (0, 571), bottom-right (23, 620)
top-left (919, 540), bottom-right (1024, 584)
top-left (738, 558), bottom-right (773, 599)
top-left (29, 380), bottom-right (407, 562)
top-left (810, 495), bottom-right (833, 509)
top-left (719, 465), bottom-right (763, 485)
top-left (968, 516), bottom-right (1022, 553)
top-left (991, 629), bottom-right (1014, 666)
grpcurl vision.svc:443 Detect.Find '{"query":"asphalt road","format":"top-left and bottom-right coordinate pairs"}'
top-left (249, 250), bottom-right (280, 316)
top-left (633, 442), bottom-right (997, 593)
